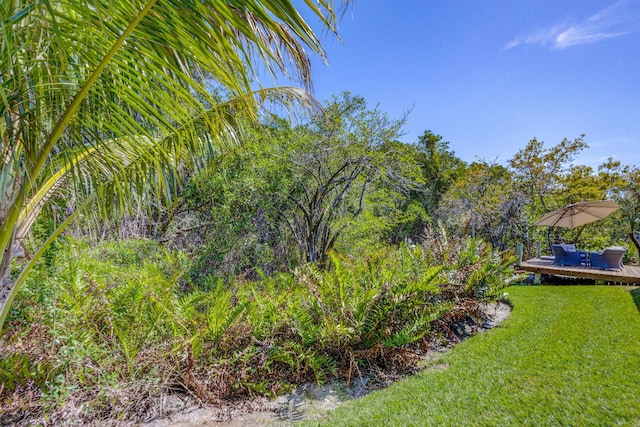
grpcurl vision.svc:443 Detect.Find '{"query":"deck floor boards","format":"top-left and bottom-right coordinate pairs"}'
top-left (518, 258), bottom-right (640, 284)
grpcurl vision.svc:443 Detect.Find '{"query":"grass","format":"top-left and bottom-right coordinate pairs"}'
top-left (310, 286), bottom-right (640, 426)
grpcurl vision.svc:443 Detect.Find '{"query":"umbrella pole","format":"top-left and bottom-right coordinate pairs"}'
top-left (573, 225), bottom-right (586, 243)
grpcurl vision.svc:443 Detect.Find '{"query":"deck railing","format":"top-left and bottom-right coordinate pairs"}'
top-left (516, 242), bottom-right (542, 266)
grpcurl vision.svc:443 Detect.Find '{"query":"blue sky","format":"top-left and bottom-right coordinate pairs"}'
top-left (290, 1), bottom-right (640, 168)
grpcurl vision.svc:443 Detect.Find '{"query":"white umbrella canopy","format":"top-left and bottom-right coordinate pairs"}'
top-left (535, 200), bottom-right (621, 228)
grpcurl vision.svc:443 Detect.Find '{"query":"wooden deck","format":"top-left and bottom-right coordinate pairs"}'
top-left (518, 258), bottom-right (640, 284)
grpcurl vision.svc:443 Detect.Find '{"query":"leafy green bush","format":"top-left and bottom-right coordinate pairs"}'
top-left (1, 238), bottom-right (192, 422)
top-left (1, 234), bottom-right (518, 424)
top-left (419, 224), bottom-right (521, 298)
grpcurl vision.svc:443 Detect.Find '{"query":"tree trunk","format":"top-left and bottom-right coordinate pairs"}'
top-left (0, 239), bottom-right (16, 324)
top-left (630, 231), bottom-right (640, 254)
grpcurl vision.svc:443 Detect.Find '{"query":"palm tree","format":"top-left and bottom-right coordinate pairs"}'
top-left (0, 0), bottom-right (345, 330)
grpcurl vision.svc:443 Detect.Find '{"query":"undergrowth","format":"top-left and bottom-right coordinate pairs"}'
top-left (0, 233), bottom-right (518, 425)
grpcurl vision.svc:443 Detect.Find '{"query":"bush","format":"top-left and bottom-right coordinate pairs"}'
top-left (1, 234), bottom-right (519, 424)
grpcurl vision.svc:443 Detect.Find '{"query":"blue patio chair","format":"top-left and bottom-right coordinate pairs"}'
top-left (589, 247), bottom-right (626, 270)
top-left (551, 244), bottom-right (585, 266)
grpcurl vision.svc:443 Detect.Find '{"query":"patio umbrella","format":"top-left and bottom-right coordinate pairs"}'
top-left (535, 200), bottom-right (621, 228)
top-left (535, 200), bottom-right (621, 244)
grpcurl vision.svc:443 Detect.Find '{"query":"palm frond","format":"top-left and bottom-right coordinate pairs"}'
top-left (0, 0), bottom-right (343, 331)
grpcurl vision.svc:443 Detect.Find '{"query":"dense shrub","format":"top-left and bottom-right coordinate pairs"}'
top-left (0, 235), bottom-right (517, 425)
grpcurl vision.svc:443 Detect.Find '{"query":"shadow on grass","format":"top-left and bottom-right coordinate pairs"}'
top-left (512, 273), bottom-right (596, 286)
top-left (541, 275), bottom-right (596, 286)
top-left (630, 288), bottom-right (640, 314)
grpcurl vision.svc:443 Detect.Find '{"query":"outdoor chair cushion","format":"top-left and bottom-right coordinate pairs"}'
top-left (559, 243), bottom-right (577, 252)
top-left (589, 247), bottom-right (627, 270)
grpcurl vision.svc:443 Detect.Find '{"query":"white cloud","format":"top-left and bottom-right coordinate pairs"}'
top-left (505, 1), bottom-right (637, 50)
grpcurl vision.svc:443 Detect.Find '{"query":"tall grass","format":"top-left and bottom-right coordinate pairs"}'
top-left (0, 234), bottom-right (516, 424)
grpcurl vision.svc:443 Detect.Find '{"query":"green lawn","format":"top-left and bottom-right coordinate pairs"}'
top-left (310, 286), bottom-right (640, 426)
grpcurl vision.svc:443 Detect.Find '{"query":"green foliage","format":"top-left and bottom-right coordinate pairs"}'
top-left (269, 342), bottom-right (337, 385)
top-left (438, 160), bottom-right (523, 250)
top-left (182, 94), bottom-right (425, 281)
top-left (0, 353), bottom-right (51, 391)
top-left (0, 0), bottom-right (345, 331)
top-left (419, 224), bottom-right (522, 297)
top-left (183, 132), bottom-right (296, 282)
top-left (2, 240), bottom-right (189, 415)
top-left (0, 230), bottom-right (521, 423)
top-left (336, 177), bottom-right (429, 250)
top-left (435, 135), bottom-right (638, 258)
top-left (414, 130), bottom-right (467, 216)
top-left (304, 249), bottom-right (445, 349)
top-left (277, 93), bottom-right (423, 264)
top-left (509, 135), bottom-right (589, 214)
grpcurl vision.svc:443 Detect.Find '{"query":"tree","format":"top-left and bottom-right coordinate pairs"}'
top-left (414, 130), bottom-right (466, 217)
top-left (282, 93), bottom-right (422, 263)
top-left (509, 135), bottom-right (588, 214)
top-left (597, 159), bottom-right (640, 253)
top-left (508, 136), bottom-right (588, 248)
top-left (0, 0), bottom-right (346, 330)
top-left (438, 161), bottom-right (524, 250)
top-left (169, 96), bottom-right (423, 280)
top-left (558, 165), bottom-right (606, 204)
top-left (178, 116), bottom-right (298, 282)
